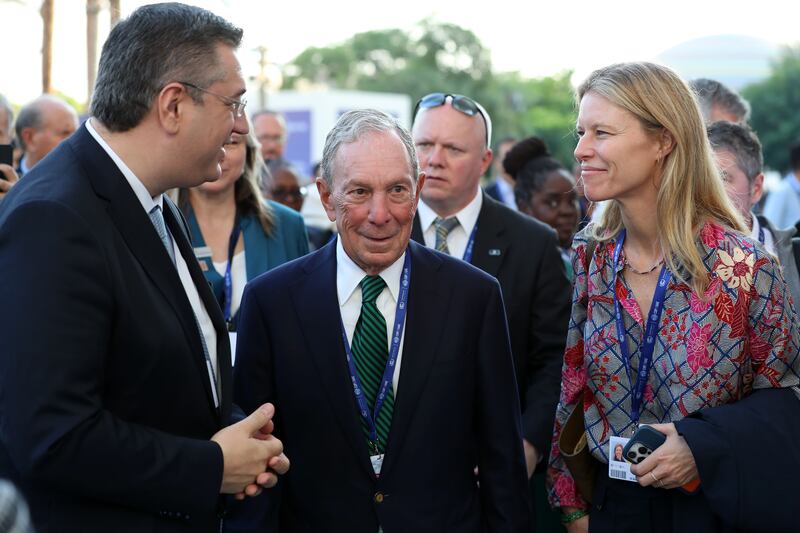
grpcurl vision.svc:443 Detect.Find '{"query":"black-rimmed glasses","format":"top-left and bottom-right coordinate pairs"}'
top-left (413, 92), bottom-right (492, 145)
top-left (178, 81), bottom-right (247, 118)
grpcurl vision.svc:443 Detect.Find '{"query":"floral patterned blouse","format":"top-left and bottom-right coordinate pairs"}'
top-left (547, 221), bottom-right (800, 509)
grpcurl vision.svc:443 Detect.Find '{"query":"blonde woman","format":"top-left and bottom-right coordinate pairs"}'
top-left (548, 62), bottom-right (800, 532)
top-left (175, 123), bottom-right (308, 334)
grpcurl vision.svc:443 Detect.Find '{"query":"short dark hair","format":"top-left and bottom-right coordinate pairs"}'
top-left (91, 2), bottom-right (243, 132)
top-left (689, 78), bottom-right (750, 124)
top-left (504, 136), bottom-right (572, 208)
top-left (707, 121), bottom-right (763, 183)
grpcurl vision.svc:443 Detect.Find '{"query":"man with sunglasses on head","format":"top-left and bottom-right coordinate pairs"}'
top-left (0, 4), bottom-right (288, 532)
top-left (412, 93), bottom-right (571, 524)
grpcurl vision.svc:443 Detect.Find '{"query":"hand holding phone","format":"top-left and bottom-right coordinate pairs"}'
top-left (626, 424), bottom-right (700, 494)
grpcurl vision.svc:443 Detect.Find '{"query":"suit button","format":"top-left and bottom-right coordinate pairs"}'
top-left (374, 492), bottom-right (384, 504)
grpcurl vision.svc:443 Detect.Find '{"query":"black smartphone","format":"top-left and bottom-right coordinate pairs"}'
top-left (622, 425), bottom-right (666, 464)
top-left (0, 144), bottom-right (12, 167)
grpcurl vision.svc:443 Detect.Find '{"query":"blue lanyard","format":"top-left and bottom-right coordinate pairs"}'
top-left (223, 217), bottom-right (242, 327)
top-left (341, 251), bottom-right (411, 448)
top-left (612, 230), bottom-right (671, 426)
top-left (462, 224), bottom-right (478, 263)
top-left (758, 224), bottom-right (765, 245)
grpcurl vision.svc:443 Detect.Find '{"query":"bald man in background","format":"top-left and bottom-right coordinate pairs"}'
top-left (15, 94), bottom-right (78, 176)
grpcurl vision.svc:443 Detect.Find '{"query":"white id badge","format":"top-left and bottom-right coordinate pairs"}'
top-left (370, 454), bottom-right (384, 476)
top-left (608, 436), bottom-right (637, 482)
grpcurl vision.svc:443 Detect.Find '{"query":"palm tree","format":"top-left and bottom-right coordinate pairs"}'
top-left (41, 0), bottom-right (54, 93)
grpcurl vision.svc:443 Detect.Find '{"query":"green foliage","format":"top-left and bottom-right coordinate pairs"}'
top-left (284, 20), bottom-right (577, 168)
top-left (742, 45), bottom-right (800, 172)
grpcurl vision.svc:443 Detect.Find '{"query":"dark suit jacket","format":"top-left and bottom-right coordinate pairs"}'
top-left (234, 239), bottom-right (530, 532)
top-left (0, 125), bottom-right (230, 532)
top-left (413, 194), bottom-right (571, 457)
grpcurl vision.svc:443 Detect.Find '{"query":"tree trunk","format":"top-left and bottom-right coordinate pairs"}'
top-left (86, 0), bottom-right (100, 104)
top-left (109, 0), bottom-right (120, 26)
top-left (41, 0), bottom-right (54, 94)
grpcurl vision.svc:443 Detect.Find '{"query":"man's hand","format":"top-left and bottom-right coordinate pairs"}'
top-left (630, 423), bottom-right (699, 490)
top-left (523, 439), bottom-right (538, 479)
top-left (0, 164), bottom-right (19, 199)
top-left (211, 403), bottom-right (288, 495)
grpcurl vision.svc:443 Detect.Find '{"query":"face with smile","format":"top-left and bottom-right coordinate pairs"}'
top-left (521, 170), bottom-right (579, 248)
top-left (574, 92), bottom-right (670, 205)
top-left (412, 103), bottom-right (491, 217)
top-left (319, 129), bottom-right (423, 275)
top-left (183, 44), bottom-right (249, 186)
top-left (196, 131), bottom-right (246, 195)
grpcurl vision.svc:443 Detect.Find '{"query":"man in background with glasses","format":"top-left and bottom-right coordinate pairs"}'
top-left (411, 93), bottom-right (571, 525)
top-left (0, 4), bottom-right (287, 532)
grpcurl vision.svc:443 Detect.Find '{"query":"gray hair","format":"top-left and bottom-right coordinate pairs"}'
top-left (707, 121), bottom-right (763, 183)
top-left (689, 78), bottom-right (751, 124)
top-left (0, 94), bottom-right (13, 135)
top-left (320, 109), bottom-right (418, 186)
top-left (90, 2), bottom-right (242, 132)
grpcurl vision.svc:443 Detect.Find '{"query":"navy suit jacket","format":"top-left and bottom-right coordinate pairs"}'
top-left (0, 125), bottom-right (230, 532)
top-left (413, 194), bottom-right (571, 458)
top-left (234, 239), bottom-right (530, 532)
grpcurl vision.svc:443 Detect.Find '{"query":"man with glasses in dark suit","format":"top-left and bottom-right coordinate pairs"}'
top-left (411, 93), bottom-right (571, 526)
top-left (0, 4), bottom-right (288, 532)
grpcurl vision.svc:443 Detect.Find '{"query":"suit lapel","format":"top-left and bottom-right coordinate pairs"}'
top-left (471, 193), bottom-right (509, 277)
top-left (380, 241), bottom-right (450, 477)
top-left (74, 127), bottom-right (223, 419)
top-left (290, 241), bottom-right (375, 478)
top-left (164, 200), bottom-right (231, 422)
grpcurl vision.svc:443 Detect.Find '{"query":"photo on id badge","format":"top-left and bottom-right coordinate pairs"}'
top-left (608, 435), bottom-right (637, 482)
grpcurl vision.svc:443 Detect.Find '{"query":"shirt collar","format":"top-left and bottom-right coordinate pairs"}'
top-left (417, 187), bottom-right (483, 235)
top-left (336, 237), bottom-right (406, 306)
top-left (85, 119), bottom-right (163, 213)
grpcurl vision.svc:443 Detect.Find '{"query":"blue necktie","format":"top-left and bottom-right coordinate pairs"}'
top-left (149, 204), bottom-right (219, 408)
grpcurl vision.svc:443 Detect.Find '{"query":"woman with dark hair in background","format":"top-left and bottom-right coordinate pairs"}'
top-left (504, 137), bottom-right (580, 280)
top-left (175, 122), bottom-right (308, 336)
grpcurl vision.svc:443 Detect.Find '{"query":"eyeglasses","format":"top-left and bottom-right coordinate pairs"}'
top-left (413, 92), bottom-right (492, 145)
top-left (178, 81), bottom-right (247, 118)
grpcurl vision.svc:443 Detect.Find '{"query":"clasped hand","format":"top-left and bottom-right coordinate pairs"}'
top-left (630, 423), bottom-right (698, 490)
top-left (211, 403), bottom-right (290, 500)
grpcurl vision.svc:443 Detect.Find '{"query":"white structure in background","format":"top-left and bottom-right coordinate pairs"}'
top-left (263, 89), bottom-right (412, 179)
top-left (656, 34), bottom-right (777, 91)
top-left (255, 89), bottom-right (412, 231)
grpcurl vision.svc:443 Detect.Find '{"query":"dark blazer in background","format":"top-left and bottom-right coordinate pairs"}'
top-left (0, 126), bottom-right (230, 533)
top-left (234, 239), bottom-right (530, 532)
top-left (413, 193), bottom-right (571, 458)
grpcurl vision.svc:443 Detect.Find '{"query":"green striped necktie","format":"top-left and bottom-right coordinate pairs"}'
top-left (351, 275), bottom-right (394, 454)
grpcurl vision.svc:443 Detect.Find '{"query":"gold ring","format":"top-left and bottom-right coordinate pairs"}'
top-left (649, 472), bottom-right (660, 484)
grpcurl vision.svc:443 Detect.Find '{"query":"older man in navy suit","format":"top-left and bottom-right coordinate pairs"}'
top-left (234, 109), bottom-right (530, 532)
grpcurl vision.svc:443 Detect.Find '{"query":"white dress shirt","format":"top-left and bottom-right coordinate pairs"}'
top-left (494, 177), bottom-right (518, 210)
top-left (417, 188), bottom-right (483, 259)
top-left (85, 119), bottom-right (219, 392)
top-left (336, 239), bottom-right (407, 393)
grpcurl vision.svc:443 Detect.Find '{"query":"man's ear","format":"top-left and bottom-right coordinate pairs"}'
top-left (156, 83), bottom-right (189, 135)
top-left (480, 148), bottom-right (493, 176)
top-left (317, 177), bottom-right (337, 223)
top-left (750, 172), bottom-right (765, 206)
top-left (20, 127), bottom-right (37, 152)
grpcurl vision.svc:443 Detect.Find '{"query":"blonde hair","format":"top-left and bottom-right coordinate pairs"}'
top-left (578, 62), bottom-right (745, 295)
